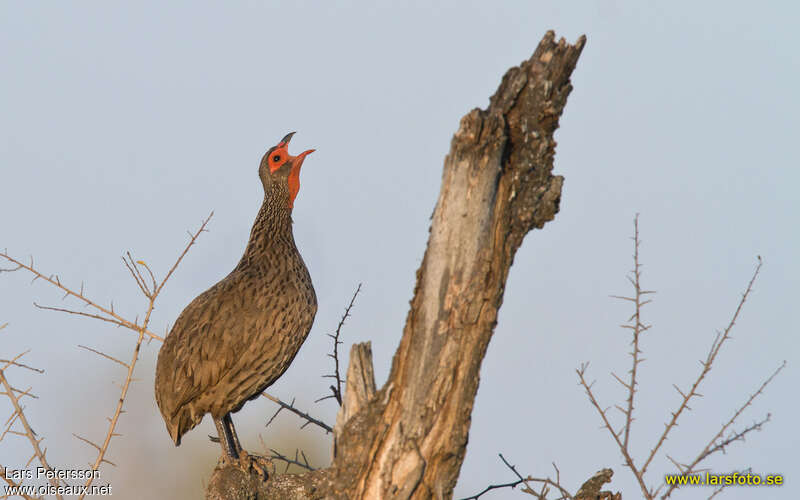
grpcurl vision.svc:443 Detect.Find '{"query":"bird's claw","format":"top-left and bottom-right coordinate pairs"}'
top-left (238, 451), bottom-right (272, 480)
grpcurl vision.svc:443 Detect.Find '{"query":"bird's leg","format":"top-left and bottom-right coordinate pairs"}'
top-left (223, 413), bottom-right (270, 479)
top-left (222, 413), bottom-right (244, 457)
top-left (213, 416), bottom-right (239, 461)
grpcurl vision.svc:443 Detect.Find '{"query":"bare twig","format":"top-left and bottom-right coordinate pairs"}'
top-left (576, 363), bottom-right (648, 496)
top-left (459, 477), bottom-right (526, 500)
top-left (77, 325), bottom-right (145, 498)
top-left (0, 264), bottom-right (21, 274)
top-left (0, 351), bottom-right (43, 374)
top-left (320, 283), bottom-right (362, 406)
top-left (255, 435), bottom-right (316, 474)
top-left (642, 256), bottom-right (764, 477)
top-left (577, 219), bottom-right (652, 496)
top-left (77, 345), bottom-right (129, 369)
top-left (0, 363), bottom-right (61, 499)
top-left (122, 253), bottom-right (151, 298)
top-left (707, 468), bottom-right (751, 500)
top-left (659, 362), bottom-right (784, 500)
top-left (0, 252), bottom-right (163, 342)
top-left (0, 464), bottom-right (40, 500)
top-left (267, 447), bottom-right (315, 472)
top-left (460, 454), bottom-right (572, 500)
top-left (2, 384), bottom-right (38, 400)
top-left (154, 212), bottom-right (213, 297)
top-left (579, 218), bottom-right (777, 500)
top-left (609, 214), bottom-right (654, 451)
top-left (32, 302), bottom-right (133, 331)
top-left (75, 214), bottom-right (212, 499)
top-left (1, 213), bottom-right (219, 499)
top-left (263, 396), bottom-right (304, 430)
top-left (0, 213), bottom-right (214, 345)
top-left (261, 392), bottom-right (332, 433)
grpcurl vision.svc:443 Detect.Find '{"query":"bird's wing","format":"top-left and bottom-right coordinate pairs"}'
top-left (160, 271), bottom-right (269, 412)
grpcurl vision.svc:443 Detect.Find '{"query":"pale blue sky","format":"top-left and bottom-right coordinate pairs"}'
top-left (1, 2), bottom-right (797, 499)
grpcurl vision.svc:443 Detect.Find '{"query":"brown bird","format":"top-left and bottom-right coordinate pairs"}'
top-left (154, 132), bottom-right (317, 461)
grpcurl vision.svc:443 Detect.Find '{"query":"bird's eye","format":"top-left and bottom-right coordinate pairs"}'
top-left (267, 148), bottom-right (287, 172)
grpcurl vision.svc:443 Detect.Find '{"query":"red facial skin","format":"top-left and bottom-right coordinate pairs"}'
top-left (267, 140), bottom-right (314, 209)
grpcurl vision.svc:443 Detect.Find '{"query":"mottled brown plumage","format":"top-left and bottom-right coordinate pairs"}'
top-left (154, 133), bottom-right (317, 458)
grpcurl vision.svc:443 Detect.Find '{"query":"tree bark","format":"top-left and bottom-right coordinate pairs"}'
top-left (333, 342), bottom-right (377, 460)
top-left (207, 30), bottom-right (585, 500)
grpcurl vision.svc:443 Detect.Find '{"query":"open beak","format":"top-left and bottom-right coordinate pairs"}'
top-left (280, 131), bottom-right (315, 162)
top-left (295, 148), bottom-right (315, 160)
top-left (285, 134), bottom-right (314, 209)
top-left (279, 131), bottom-right (296, 146)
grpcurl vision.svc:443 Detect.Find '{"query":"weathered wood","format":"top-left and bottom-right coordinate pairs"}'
top-left (345, 30), bottom-right (585, 499)
top-left (575, 468), bottom-right (619, 500)
top-left (207, 30), bottom-right (585, 499)
top-left (333, 342), bottom-right (377, 459)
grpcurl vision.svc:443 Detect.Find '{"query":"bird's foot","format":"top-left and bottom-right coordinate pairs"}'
top-left (237, 451), bottom-right (272, 481)
top-left (216, 452), bottom-right (238, 467)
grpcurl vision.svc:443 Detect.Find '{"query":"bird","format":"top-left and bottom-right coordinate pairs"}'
top-left (154, 132), bottom-right (318, 462)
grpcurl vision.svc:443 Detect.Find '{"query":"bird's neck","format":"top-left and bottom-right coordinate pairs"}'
top-left (239, 189), bottom-right (296, 265)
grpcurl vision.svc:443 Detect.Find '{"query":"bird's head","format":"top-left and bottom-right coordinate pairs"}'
top-left (258, 132), bottom-right (315, 210)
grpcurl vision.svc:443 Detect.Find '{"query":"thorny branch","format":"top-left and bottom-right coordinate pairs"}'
top-left (0, 348), bottom-right (60, 500)
top-left (459, 454), bottom-right (532, 500)
top-left (460, 455), bottom-right (574, 500)
top-left (268, 448), bottom-right (315, 473)
top-left (0, 352), bottom-right (44, 374)
top-left (261, 393), bottom-right (332, 433)
top-left (77, 345), bottom-right (129, 369)
top-left (577, 217), bottom-right (780, 500)
top-left (609, 214), bottom-right (654, 451)
top-left (256, 433), bottom-right (315, 474)
top-left (1, 467), bottom-right (39, 500)
top-left (705, 467), bottom-right (751, 500)
top-left (0, 253), bottom-right (163, 342)
top-left (75, 329), bottom-right (144, 498)
top-left (576, 363), bottom-right (646, 496)
top-left (76, 215), bottom-right (214, 499)
top-left (642, 256), bottom-right (764, 477)
top-left (260, 285), bottom-right (368, 434)
top-left (4, 209), bottom-right (333, 493)
top-left (0, 214), bottom-right (214, 499)
top-left (319, 283), bottom-right (362, 406)
top-left (0, 212), bottom-right (214, 344)
top-left (657, 361), bottom-right (785, 500)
